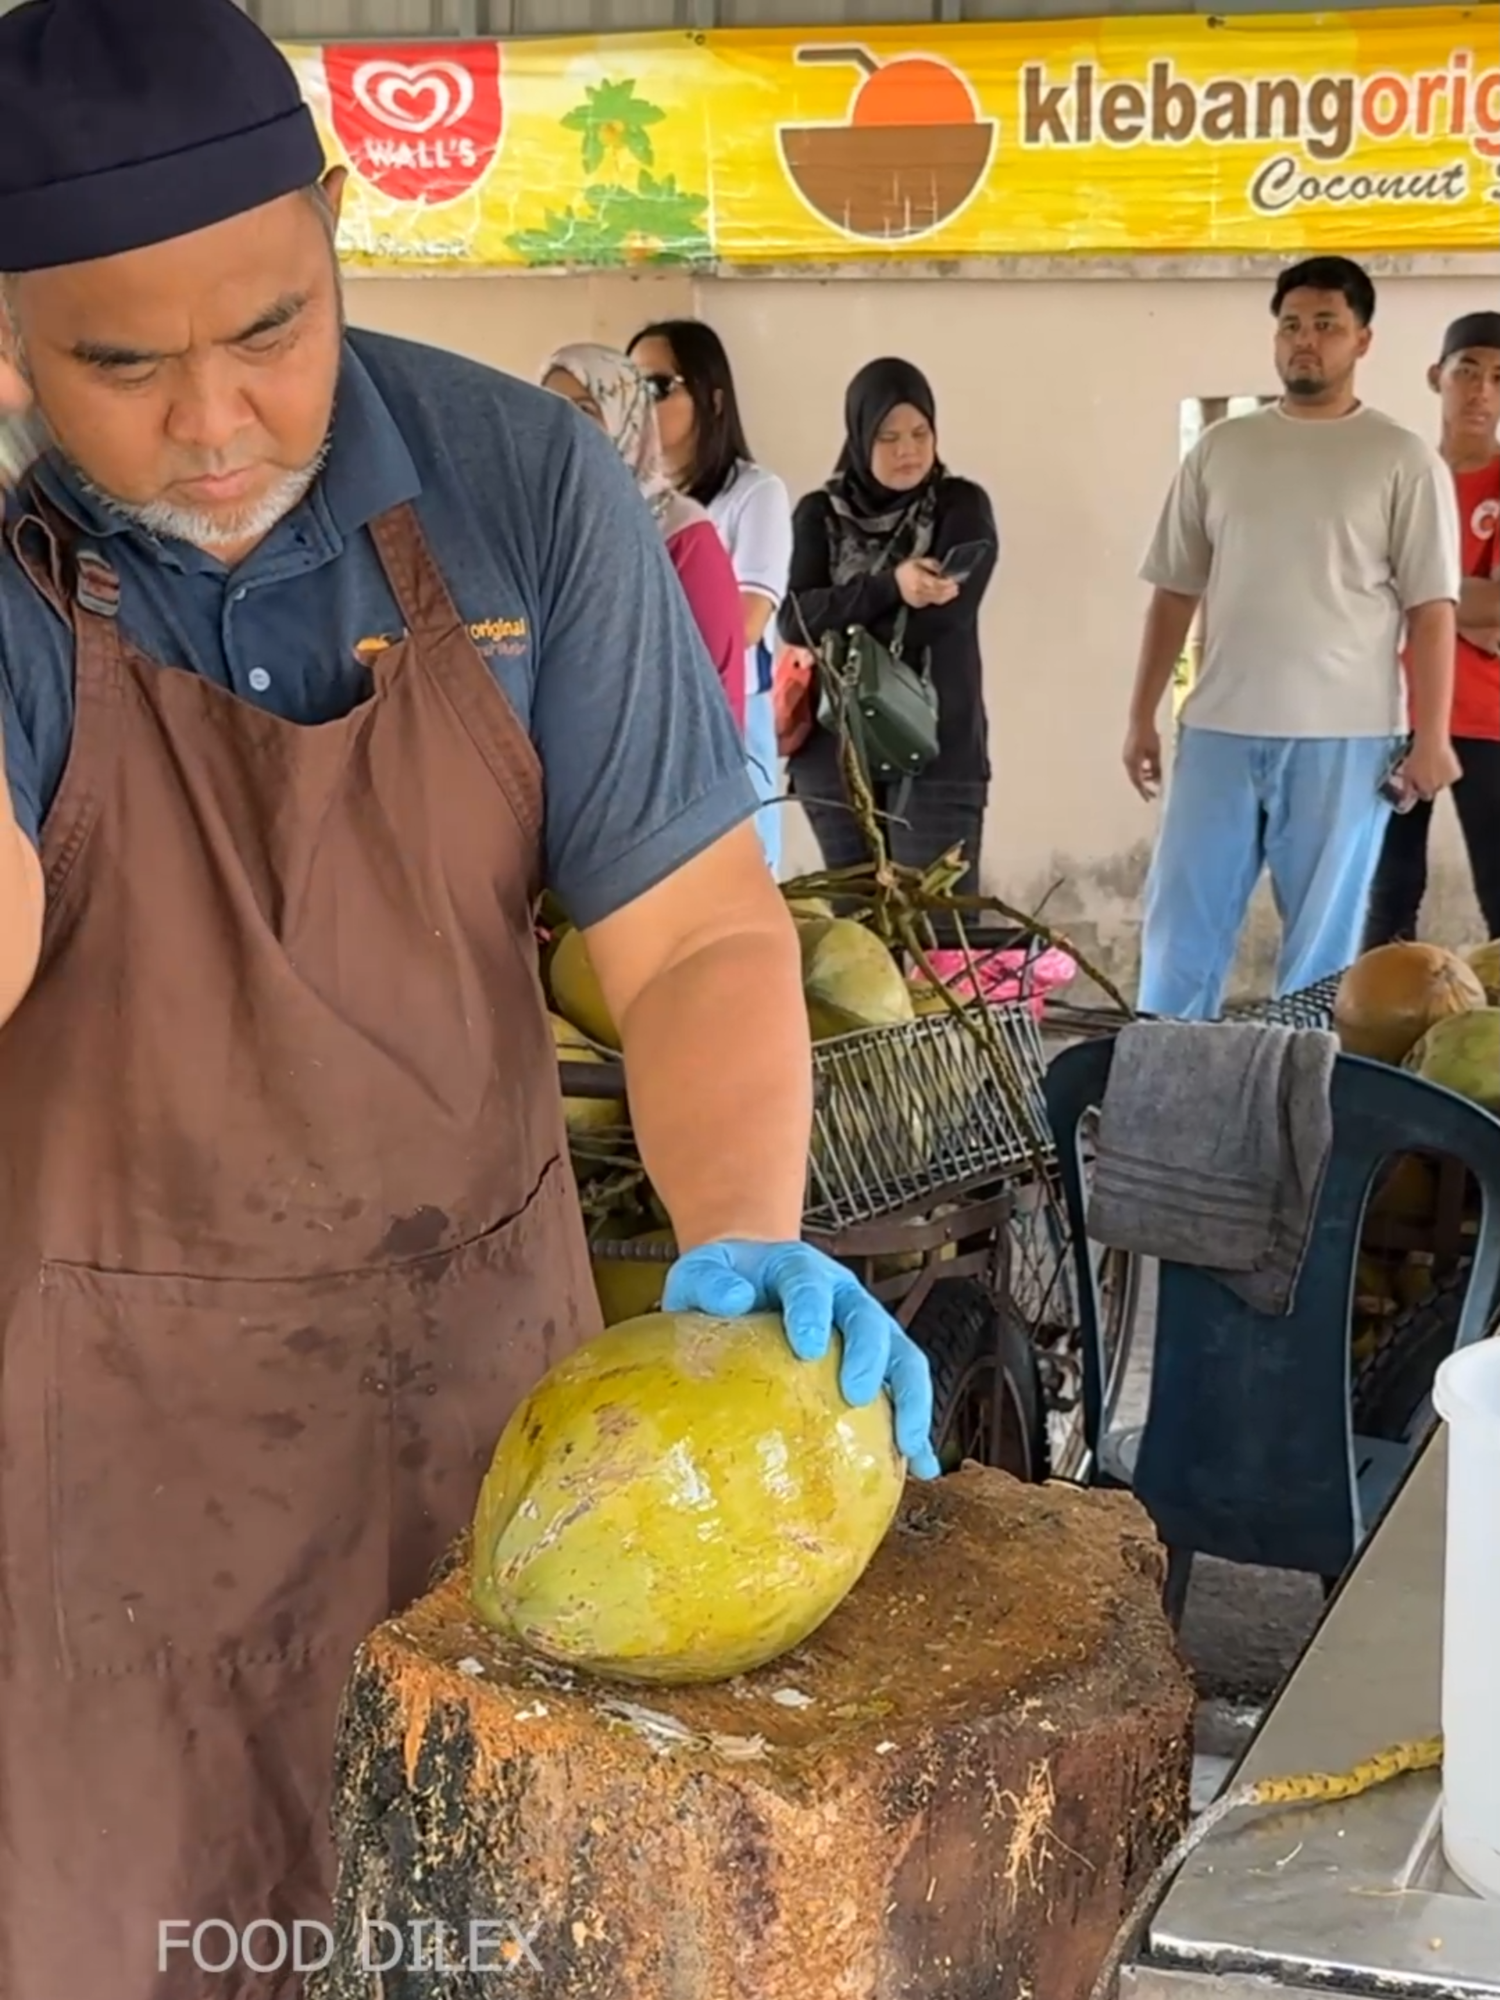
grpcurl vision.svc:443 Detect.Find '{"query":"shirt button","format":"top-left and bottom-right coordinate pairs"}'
top-left (248, 667), bottom-right (272, 693)
top-left (233, 587), bottom-right (248, 603)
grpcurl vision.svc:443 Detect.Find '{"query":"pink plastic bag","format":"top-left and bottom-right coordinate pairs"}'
top-left (911, 945), bottom-right (1078, 1023)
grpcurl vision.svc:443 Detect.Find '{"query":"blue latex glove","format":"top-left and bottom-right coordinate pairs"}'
top-left (663, 1240), bottom-right (940, 1479)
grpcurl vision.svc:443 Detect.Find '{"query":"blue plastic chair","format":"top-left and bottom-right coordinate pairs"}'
top-left (1045, 1036), bottom-right (1500, 1617)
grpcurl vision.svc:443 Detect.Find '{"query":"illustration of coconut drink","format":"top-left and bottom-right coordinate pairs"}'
top-left (777, 45), bottom-right (996, 242)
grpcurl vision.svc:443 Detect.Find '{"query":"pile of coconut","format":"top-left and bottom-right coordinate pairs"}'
top-left (1333, 938), bottom-right (1498, 1111)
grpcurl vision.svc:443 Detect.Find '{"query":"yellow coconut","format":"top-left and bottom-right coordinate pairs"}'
top-left (1332, 941), bottom-right (1485, 1065)
top-left (550, 1013), bottom-right (621, 1141)
top-left (470, 1310), bottom-right (905, 1684)
top-left (871, 1209), bottom-right (962, 1281)
top-left (1355, 1252), bottom-right (1398, 1314)
top-left (591, 1227), bottom-right (676, 1327)
top-left (548, 925), bottom-right (620, 1050)
top-left (800, 918), bottom-right (915, 1042)
top-left (1367, 1152), bottom-right (1440, 1230)
top-left (1465, 939), bottom-right (1500, 1006)
top-left (1395, 1255), bottom-right (1437, 1311)
top-left (783, 895), bottom-right (837, 924)
top-left (1403, 1006), bottom-right (1500, 1115)
top-left (910, 985), bottom-right (947, 1018)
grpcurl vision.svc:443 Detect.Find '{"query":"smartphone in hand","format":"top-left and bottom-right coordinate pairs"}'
top-left (1378, 737), bottom-right (1418, 814)
top-left (936, 538), bottom-right (993, 584)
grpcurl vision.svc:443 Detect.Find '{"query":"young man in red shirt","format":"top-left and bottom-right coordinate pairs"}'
top-left (1365, 310), bottom-right (1500, 947)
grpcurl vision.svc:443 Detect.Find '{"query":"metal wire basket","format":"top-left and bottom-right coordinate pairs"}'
top-left (803, 1002), bottom-right (1055, 1233)
top-left (1225, 970), bottom-right (1343, 1031)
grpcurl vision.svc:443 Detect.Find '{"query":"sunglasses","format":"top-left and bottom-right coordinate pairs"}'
top-left (642, 372), bottom-right (685, 402)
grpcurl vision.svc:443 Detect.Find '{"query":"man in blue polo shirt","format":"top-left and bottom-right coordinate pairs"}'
top-left (0, 2), bottom-right (936, 1992)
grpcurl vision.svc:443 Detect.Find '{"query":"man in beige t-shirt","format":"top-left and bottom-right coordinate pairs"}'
top-left (1122, 254), bottom-right (1462, 1018)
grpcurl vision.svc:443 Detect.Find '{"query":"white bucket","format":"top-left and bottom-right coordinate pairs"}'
top-left (1433, 1337), bottom-right (1500, 1902)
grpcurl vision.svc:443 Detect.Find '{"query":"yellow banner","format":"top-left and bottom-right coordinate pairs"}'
top-left (283, 8), bottom-right (1500, 270)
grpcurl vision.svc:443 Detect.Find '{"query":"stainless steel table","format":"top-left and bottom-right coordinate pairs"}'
top-left (1121, 1428), bottom-right (1500, 2000)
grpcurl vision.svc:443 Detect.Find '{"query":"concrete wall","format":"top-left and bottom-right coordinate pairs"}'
top-left (345, 266), bottom-right (1498, 993)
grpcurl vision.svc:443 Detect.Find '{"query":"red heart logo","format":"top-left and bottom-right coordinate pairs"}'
top-left (323, 43), bottom-right (504, 205)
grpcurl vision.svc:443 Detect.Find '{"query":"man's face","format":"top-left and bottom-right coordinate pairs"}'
top-left (1273, 287), bottom-right (1371, 403)
top-left (1431, 345), bottom-right (1500, 448)
top-left (1, 171), bottom-right (347, 560)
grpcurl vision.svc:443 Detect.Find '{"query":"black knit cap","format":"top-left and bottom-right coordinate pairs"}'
top-left (0, 0), bottom-right (326, 273)
top-left (1440, 311), bottom-right (1500, 361)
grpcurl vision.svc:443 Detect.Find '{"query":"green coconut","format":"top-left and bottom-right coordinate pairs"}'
top-left (809, 1045), bottom-right (936, 1192)
top-left (1403, 1007), bottom-right (1500, 1116)
top-left (470, 1310), bottom-right (905, 1685)
top-left (550, 1012), bottom-right (621, 1141)
top-left (590, 1227), bottom-right (675, 1327)
top-left (800, 917), bottom-right (915, 1041)
top-left (1465, 940), bottom-right (1500, 1006)
top-left (548, 925), bottom-right (620, 1050)
top-left (783, 895), bottom-right (837, 924)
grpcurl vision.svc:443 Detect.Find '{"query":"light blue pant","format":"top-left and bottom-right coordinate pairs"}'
top-left (745, 684), bottom-right (782, 876)
top-left (1138, 727), bottom-right (1397, 1020)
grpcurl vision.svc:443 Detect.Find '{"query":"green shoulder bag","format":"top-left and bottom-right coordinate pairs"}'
top-left (814, 606), bottom-right (941, 802)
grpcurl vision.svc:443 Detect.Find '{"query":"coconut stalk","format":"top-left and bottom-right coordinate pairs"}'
top-left (781, 730), bottom-right (1133, 1186)
top-left (782, 728), bottom-right (1133, 1016)
top-left (551, 718), bottom-right (1133, 1244)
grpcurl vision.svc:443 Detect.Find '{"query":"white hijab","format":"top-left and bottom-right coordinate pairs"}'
top-left (543, 342), bottom-right (706, 541)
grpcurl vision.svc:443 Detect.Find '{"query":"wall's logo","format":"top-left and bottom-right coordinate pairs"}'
top-left (323, 44), bottom-right (504, 205)
top-left (777, 44), bottom-right (996, 243)
top-left (1472, 496), bottom-right (1500, 541)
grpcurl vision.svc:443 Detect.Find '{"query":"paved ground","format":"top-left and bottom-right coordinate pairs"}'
top-left (1180, 1556), bottom-right (1322, 1705)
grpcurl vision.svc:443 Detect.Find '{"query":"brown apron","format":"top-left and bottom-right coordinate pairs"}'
top-left (0, 494), bottom-right (600, 1998)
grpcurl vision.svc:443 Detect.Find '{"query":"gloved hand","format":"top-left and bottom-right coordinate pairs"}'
top-left (663, 1239), bottom-right (940, 1479)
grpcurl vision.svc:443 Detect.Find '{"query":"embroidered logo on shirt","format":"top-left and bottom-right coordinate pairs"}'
top-left (468, 616), bottom-right (528, 659)
top-left (1472, 497), bottom-right (1499, 542)
top-left (354, 632), bottom-right (400, 666)
top-left (353, 617), bottom-right (528, 668)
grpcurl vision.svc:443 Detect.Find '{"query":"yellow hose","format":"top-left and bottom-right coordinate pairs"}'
top-left (1088, 1735), bottom-right (1443, 2000)
top-left (1248, 1733), bottom-right (1442, 1806)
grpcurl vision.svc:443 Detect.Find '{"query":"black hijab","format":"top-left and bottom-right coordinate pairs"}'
top-left (825, 357), bottom-right (943, 582)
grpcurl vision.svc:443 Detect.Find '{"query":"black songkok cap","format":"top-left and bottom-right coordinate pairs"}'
top-left (1440, 312), bottom-right (1500, 362)
top-left (0, 0), bottom-right (326, 273)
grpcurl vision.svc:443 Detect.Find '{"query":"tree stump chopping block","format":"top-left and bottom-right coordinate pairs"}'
top-left (310, 1466), bottom-right (1193, 2000)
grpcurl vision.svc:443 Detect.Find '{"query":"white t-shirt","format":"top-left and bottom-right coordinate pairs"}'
top-left (1141, 403), bottom-right (1461, 738)
top-left (706, 458), bottom-right (793, 625)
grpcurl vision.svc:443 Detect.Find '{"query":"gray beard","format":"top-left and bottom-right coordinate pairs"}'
top-left (69, 436), bottom-right (332, 552)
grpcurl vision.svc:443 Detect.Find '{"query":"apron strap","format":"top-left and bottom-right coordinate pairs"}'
top-left (366, 500), bottom-right (545, 869)
top-left (6, 487), bottom-right (129, 707)
top-left (5, 502), bottom-right (69, 621)
top-left (367, 501), bottom-right (470, 654)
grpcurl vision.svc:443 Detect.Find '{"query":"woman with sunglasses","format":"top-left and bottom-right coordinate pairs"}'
top-left (542, 342), bottom-right (745, 729)
top-left (628, 320), bottom-right (793, 873)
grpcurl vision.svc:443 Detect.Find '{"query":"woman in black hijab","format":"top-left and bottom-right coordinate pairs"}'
top-left (778, 356), bottom-right (999, 895)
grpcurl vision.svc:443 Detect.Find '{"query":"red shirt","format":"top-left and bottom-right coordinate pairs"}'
top-left (1452, 457), bottom-right (1500, 742)
top-left (666, 518), bottom-right (746, 730)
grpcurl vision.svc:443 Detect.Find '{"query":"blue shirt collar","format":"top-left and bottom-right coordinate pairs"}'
top-left (30, 339), bottom-right (421, 569)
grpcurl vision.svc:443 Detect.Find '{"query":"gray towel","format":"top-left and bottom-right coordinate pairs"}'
top-left (1085, 1020), bottom-right (1338, 1317)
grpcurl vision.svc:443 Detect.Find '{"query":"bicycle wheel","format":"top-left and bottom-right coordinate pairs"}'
top-left (1006, 1160), bottom-right (1140, 1481)
top-left (912, 1276), bottom-right (1050, 1485)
